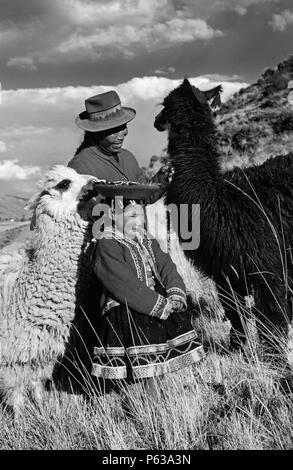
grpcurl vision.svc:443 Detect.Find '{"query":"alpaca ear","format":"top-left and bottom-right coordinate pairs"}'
top-left (24, 190), bottom-right (49, 211)
top-left (203, 85), bottom-right (223, 108)
top-left (25, 189), bottom-right (50, 231)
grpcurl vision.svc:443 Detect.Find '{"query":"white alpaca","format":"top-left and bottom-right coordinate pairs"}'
top-left (0, 165), bottom-right (97, 416)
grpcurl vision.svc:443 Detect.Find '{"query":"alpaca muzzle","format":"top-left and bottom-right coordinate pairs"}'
top-left (78, 178), bottom-right (99, 202)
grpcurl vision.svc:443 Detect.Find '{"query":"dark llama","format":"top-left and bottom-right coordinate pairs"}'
top-left (154, 78), bottom-right (293, 361)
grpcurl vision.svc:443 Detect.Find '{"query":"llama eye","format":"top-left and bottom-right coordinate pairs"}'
top-left (55, 179), bottom-right (71, 191)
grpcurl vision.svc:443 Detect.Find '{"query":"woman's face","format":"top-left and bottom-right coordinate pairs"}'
top-left (95, 124), bottom-right (128, 154)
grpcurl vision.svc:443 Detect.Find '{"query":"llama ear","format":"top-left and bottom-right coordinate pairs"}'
top-left (191, 86), bottom-right (207, 104)
top-left (183, 77), bottom-right (191, 86)
top-left (203, 85), bottom-right (223, 108)
top-left (182, 78), bottom-right (193, 92)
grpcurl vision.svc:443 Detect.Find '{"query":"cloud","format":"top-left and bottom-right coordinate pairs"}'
top-left (0, 159), bottom-right (40, 180)
top-left (1, 76), bottom-right (248, 117)
top-left (153, 67), bottom-right (176, 75)
top-left (1, 75), bottom-right (248, 125)
top-left (65, 0), bottom-right (168, 27)
top-left (177, 0), bottom-right (281, 18)
top-left (202, 73), bottom-right (243, 81)
top-left (0, 0), bottom-right (54, 24)
top-left (0, 141), bottom-right (7, 153)
top-left (117, 76), bottom-right (248, 102)
top-left (234, 6), bottom-right (248, 15)
top-left (56, 18), bottom-right (223, 59)
top-left (155, 0), bottom-right (282, 30)
top-left (0, 0), bottom-right (284, 72)
top-left (269, 9), bottom-right (293, 31)
top-left (0, 126), bottom-right (52, 138)
top-left (0, 0), bottom-right (224, 66)
top-left (7, 56), bottom-right (36, 70)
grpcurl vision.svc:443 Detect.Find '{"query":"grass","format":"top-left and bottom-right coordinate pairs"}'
top-left (1, 306), bottom-right (293, 450)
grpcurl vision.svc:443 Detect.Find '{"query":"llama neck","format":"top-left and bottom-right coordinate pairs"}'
top-left (11, 212), bottom-right (93, 327)
top-left (168, 113), bottom-right (222, 204)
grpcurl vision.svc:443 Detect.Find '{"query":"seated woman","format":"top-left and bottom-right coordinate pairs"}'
top-left (90, 182), bottom-right (205, 410)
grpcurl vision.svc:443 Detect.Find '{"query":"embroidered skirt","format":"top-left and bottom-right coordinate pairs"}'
top-left (91, 306), bottom-right (205, 381)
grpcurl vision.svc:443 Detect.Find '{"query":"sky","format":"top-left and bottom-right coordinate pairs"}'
top-left (0, 0), bottom-right (292, 196)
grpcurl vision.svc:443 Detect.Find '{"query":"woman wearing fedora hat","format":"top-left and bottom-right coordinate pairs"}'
top-left (68, 90), bottom-right (170, 203)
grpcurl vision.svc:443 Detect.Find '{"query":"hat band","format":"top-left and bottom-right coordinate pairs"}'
top-left (88, 104), bottom-right (123, 121)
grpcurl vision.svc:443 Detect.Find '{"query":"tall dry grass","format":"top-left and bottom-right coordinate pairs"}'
top-left (1, 323), bottom-right (293, 449)
top-left (1, 290), bottom-right (292, 450)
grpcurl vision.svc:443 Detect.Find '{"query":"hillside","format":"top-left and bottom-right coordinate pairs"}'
top-left (216, 55), bottom-right (293, 171)
top-left (0, 194), bottom-right (29, 221)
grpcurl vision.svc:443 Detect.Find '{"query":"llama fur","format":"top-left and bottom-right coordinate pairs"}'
top-left (154, 79), bottom-right (293, 350)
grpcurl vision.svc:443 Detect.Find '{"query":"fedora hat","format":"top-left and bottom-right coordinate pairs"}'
top-left (92, 180), bottom-right (162, 204)
top-left (75, 90), bottom-right (136, 132)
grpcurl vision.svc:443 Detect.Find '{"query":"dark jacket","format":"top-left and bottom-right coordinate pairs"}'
top-left (91, 229), bottom-right (187, 320)
top-left (68, 145), bottom-right (147, 182)
top-left (68, 145), bottom-right (168, 204)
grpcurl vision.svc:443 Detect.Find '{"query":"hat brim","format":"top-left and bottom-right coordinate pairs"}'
top-left (92, 182), bottom-right (162, 202)
top-left (75, 107), bottom-right (136, 132)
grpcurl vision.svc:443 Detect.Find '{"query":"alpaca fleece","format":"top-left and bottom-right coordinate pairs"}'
top-left (0, 166), bottom-right (99, 415)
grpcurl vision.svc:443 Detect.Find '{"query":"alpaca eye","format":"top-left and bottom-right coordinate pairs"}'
top-left (55, 179), bottom-right (71, 191)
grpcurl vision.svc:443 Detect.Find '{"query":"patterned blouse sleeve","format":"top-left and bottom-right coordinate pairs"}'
top-left (151, 238), bottom-right (187, 308)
